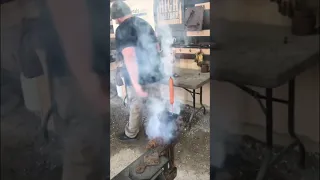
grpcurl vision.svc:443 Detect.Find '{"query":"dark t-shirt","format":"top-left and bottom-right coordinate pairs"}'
top-left (115, 16), bottom-right (163, 86)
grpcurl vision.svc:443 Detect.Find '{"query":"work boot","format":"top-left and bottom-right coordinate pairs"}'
top-left (118, 132), bottom-right (138, 141)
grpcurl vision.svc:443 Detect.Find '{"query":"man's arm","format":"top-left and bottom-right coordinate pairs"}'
top-left (122, 47), bottom-right (140, 90)
top-left (122, 47), bottom-right (147, 97)
top-left (116, 26), bottom-right (147, 96)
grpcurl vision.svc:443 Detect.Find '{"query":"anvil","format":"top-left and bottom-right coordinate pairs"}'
top-left (112, 112), bottom-right (181, 180)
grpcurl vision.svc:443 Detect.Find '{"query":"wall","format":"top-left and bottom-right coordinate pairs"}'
top-left (211, 0), bottom-right (319, 143)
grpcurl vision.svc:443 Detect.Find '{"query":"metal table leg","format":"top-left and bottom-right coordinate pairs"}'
top-left (183, 87), bottom-right (206, 130)
top-left (234, 79), bottom-right (306, 180)
top-left (187, 89), bottom-right (196, 130)
top-left (288, 80), bottom-right (306, 168)
top-left (256, 88), bottom-right (273, 180)
top-left (200, 87), bottom-right (206, 114)
top-left (266, 88), bottom-right (273, 148)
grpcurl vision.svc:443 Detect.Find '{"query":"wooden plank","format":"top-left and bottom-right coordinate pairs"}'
top-left (188, 61), bottom-right (201, 70)
top-left (173, 48), bottom-right (210, 55)
top-left (179, 59), bottom-right (189, 68)
top-left (175, 54), bottom-right (210, 61)
top-left (186, 29), bottom-right (210, 37)
top-left (195, 2), bottom-right (210, 10)
top-left (175, 59), bottom-right (200, 70)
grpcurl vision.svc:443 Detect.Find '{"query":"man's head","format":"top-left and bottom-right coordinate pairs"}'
top-left (111, 1), bottom-right (132, 24)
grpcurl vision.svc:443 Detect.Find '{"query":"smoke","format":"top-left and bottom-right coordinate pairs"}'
top-left (145, 98), bottom-right (180, 144)
top-left (156, 24), bottom-right (175, 77)
top-left (142, 13), bottom-right (182, 143)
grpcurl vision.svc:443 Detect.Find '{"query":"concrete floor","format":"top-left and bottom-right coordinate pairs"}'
top-left (110, 96), bottom-right (210, 179)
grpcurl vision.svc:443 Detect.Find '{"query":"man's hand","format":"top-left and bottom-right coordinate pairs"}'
top-left (134, 84), bottom-right (148, 97)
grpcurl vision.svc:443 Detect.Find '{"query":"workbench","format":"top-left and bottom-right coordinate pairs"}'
top-left (163, 68), bottom-right (210, 129)
top-left (210, 22), bottom-right (319, 180)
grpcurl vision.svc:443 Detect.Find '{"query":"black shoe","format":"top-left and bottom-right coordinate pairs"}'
top-left (118, 132), bottom-right (138, 141)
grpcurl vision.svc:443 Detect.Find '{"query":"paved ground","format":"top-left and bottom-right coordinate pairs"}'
top-left (110, 94), bottom-right (211, 179)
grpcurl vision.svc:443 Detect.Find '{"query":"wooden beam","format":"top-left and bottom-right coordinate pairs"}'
top-left (173, 47), bottom-right (210, 55)
top-left (195, 2), bottom-right (210, 10)
top-left (186, 29), bottom-right (210, 37)
top-left (175, 54), bottom-right (211, 61)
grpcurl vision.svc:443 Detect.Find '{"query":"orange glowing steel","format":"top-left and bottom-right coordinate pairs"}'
top-left (169, 77), bottom-right (174, 107)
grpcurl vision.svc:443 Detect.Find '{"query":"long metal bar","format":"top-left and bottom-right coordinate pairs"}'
top-left (192, 89), bottom-right (196, 108)
top-left (200, 87), bottom-right (206, 114)
top-left (255, 88), bottom-right (273, 180)
top-left (266, 88), bottom-right (273, 148)
top-left (234, 84), bottom-right (288, 104)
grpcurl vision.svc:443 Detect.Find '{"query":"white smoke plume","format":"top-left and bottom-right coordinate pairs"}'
top-left (145, 98), bottom-right (180, 144)
top-left (156, 24), bottom-right (175, 77)
top-left (144, 13), bottom-right (183, 144)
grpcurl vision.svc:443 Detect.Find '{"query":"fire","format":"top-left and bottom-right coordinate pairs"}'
top-left (146, 137), bottom-right (165, 149)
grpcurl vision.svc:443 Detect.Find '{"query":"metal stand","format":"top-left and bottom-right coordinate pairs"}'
top-left (234, 79), bottom-right (306, 180)
top-left (183, 87), bottom-right (206, 129)
top-left (111, 144), bottom-right (177, 180)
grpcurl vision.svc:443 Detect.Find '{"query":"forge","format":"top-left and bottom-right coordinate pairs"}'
top-left (112, 111), bottom-right (183, 180)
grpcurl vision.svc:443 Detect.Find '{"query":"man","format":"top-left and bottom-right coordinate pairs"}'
top-left (111, 1), bottom-right (164, 141)
top-left (42, 0), bottom-right (110, 179)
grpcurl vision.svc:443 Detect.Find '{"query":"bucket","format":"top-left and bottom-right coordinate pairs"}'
top-left (20, 73), bottom-right (41, 112)
top-left (201, 64), bottom-right (209, 73)
top-left (116, 77), bottom-right (128, 103)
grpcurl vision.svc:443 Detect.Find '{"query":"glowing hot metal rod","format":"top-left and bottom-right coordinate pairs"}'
top-left (169, 77), bottom-right (174, 113)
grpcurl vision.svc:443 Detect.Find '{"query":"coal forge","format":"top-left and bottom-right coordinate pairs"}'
top-left (112, 111), bottom-right (183, 180)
